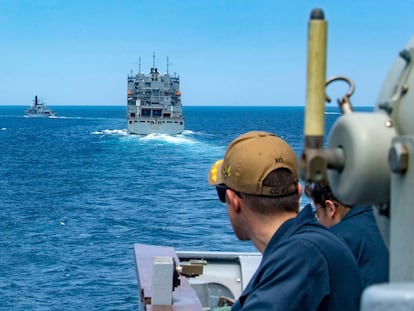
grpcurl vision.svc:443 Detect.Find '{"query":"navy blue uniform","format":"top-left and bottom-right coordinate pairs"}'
top-left (231, 207), bottom-right (362, 311)
top-left (330, 206), bottom-right (389, 288)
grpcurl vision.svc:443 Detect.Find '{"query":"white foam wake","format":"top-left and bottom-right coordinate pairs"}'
top-left (91, 129), bottom-right (128, 135)
top-left (140, 133), bottom-right (197, 145)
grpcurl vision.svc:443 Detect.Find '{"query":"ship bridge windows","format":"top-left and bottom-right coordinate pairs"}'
top-left (142, 109), bottom-right (151, 117)
top-left (152, 109), bottom-right (162, 117)
top-left (141, 108), bottom-right (162, 118)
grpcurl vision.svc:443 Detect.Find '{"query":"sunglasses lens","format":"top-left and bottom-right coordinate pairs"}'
top-left (216, 185), bottom-right (227, 203)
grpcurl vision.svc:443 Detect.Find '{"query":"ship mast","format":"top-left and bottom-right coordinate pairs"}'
top-left (138, 56), bottom-right (141, 74)
top-left (167, 57), bottom-right (169, 74)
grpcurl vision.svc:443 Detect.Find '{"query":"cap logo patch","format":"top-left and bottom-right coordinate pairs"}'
top-left (222, 164), bottom-right (231, 177)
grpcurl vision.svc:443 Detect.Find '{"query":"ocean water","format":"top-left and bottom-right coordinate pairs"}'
top-left (0, 105), bottom-right (367, 310)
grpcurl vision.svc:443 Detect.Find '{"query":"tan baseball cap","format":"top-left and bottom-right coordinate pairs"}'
top-left (208, 131), bottom-right (299, 196)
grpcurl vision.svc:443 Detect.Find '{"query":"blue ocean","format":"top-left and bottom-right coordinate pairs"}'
top-left (0, 105), bottom-right (366, 310)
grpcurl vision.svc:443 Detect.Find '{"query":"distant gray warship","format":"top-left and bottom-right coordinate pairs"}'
top-left (126, 56), bottom-right (184, 135)
top-left (25, 95), bottom-right (57, 118)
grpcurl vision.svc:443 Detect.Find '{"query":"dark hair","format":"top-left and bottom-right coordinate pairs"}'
top-left (305, 180), bottom-right (338, 207)
top-left (242, 168), bottom-right (299, 215)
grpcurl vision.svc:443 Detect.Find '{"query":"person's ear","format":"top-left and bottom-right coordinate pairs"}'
top-left (297, 183), bottom-right (302, 196)
top-left (226, 189), bottom-right (241, 213)
top-left (324, 200), bottom-right (337, 218)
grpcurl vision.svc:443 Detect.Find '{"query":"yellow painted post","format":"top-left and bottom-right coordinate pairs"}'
top-left (305, 8), bottom-right (327, 145)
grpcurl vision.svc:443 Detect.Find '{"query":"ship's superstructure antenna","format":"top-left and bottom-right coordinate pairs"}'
top-left (152, 52), bottom-right (156, 69)
top-left (138, 57), bottom-right (141, 74)
top-left (167, 57), bottom-right (169, 74)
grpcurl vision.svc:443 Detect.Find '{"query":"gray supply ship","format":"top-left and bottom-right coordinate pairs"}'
top-left (126, 56), bottom-right (184, 135)
top-left (25, 95), bottom-right (57, 118)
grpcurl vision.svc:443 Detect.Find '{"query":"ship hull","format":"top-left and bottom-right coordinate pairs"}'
top-left (127, 118), bottom-right (184, 135)
top-left (25, 111), bottom-right (56, 118)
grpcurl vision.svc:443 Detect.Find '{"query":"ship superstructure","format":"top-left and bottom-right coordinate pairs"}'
top-left (127, 56), bottom-right (184, 135)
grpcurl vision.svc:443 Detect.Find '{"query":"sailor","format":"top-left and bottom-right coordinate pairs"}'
top-left (305, 180), bottom-right (389, 288)
top-left (208, 131), bottom-right (362, 310)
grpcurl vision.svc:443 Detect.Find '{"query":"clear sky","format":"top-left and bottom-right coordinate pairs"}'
top-left (1, 0), bottom-right (413, 106)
